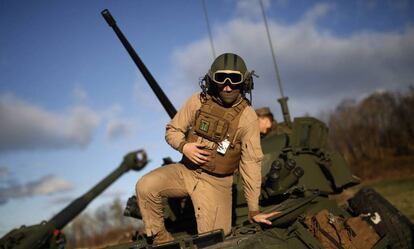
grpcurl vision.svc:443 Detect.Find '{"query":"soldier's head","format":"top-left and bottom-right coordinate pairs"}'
top-left (206, 53), bottom-right (254, 106)
top-left (255, 107), bottom-right (275, 135)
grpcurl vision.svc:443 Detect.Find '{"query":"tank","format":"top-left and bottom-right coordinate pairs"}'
top-left (0, 150), bottom-right (149, 249)
top-left (100, 9), bottom-right (414, 249)
top-left (3, 8), bottom-right (412, 249)
top-left (101, 10), bottom-right (414, 249)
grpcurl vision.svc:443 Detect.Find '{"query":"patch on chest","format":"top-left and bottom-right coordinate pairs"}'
top-left (199, 119), bottom-right (210, 132)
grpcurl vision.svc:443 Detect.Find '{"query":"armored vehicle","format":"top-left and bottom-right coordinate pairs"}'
top-left (1, 9), bottom-right (412, 249)
top-left (101, 9), bottom-right (414, 249)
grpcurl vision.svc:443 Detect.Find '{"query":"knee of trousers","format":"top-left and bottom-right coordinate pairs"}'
top-left (223, 225), bottom-right (232, 236)
top-left (136, 174), bottom-right (158, 199)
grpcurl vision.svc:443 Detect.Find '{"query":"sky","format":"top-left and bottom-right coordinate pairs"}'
top-left (0, 0), bottom-right (413, 236)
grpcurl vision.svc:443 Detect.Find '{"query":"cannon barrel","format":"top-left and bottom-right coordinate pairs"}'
top-left (1, 150), bottom-right (148, 249)
top-left (49, 150), bottom-right (147, 229)
top-left (101, 9), bottom-right (177, 119)
top-left (277, 97), bottom-right (292, 128)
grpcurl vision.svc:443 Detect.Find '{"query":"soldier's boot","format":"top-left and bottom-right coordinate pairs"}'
top-left (153, 229), bottom-right (174, 244)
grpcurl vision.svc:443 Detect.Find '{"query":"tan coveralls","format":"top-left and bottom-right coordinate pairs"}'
top-left (136, 93), bottom-right (263, 236)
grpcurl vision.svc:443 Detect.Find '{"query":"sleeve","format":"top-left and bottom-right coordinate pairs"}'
top-left (165, 93), bottom-right (201, 152)
top-left (238, 110), bottom-right (263, 212)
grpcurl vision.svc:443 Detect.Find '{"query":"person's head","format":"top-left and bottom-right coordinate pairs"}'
top-left (206, 53), bottom-right (253, 106)
top-left (255, 107), bottom-right (274, 135)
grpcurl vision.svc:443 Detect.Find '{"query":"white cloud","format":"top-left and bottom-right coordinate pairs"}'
top-left (236, 0), bottom-right (271, 20)
top-left (98, 103), bottom-right (137, 142)
top-left (0, 166), bottom-right (15, 189)
top-left (106, 119), bottom-right (134, 141)
top-left (0, 175), bottom-right (74, 204)
top-left (168, 3), bottom-right (414, 119)
top-left (300, 2), bottom-right (333, 25)
top-left (0, 93), bottom-right (100, 152)
top-left (30, 175), bottom-right (73, 195)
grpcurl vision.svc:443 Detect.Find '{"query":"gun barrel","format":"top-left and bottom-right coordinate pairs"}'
top-left (277, 97), bottom-right (292, 127)
top-left (101, 9), bottom-right (177, 119)
top-left (49, 162), bottom-right (128, 229)
top-left (7, 150), bottom-right (148, 249)
top-left (49, 150), bottom-right (147, 230)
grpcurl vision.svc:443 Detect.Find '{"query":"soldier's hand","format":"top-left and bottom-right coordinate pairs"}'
top-left (250, 211), bottom-right (281, 225)
top-left (183, 142), bottom-right (211, 165)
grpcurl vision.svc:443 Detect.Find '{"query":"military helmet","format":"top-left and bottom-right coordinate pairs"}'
top-left (207, 53), bottom-right (253, 91)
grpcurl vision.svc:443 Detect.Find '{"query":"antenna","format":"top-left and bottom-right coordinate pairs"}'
top-left (202, 0), bottom-right (216, 60)
top-left (259, 0), bottom-right (292, 126)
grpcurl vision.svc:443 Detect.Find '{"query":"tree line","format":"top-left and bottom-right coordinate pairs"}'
top-left (327, 87), bottom-right (414, 179)
top-left (63, 197), bottom-right (142, 248)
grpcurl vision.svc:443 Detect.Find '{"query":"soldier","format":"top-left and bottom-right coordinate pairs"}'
top-left (255, 107), bottom-right (291, 138)
top-left (136, 53), bottom-right (278, 244)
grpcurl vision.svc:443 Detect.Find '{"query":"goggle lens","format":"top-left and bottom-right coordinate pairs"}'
top-left (213, 72), bottom-right (243, 84)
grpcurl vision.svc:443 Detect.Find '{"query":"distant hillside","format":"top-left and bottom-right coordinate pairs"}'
top-left (327, 87), bottom-right (414, 179)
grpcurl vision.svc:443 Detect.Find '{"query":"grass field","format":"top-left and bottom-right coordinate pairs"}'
top-left (331, 175), bottom-right (414, 223)
top-left (364, 175), bottom-right (414, 223)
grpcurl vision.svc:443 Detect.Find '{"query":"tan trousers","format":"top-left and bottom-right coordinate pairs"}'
top-left (136, 163), bottom-right (233, 236)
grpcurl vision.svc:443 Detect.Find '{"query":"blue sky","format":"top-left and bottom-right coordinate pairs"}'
top-left (0, 0), bottom-right (413, 236)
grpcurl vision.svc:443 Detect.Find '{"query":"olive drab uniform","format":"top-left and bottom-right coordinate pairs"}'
top-left (136, 92), bottom-right (263, 237)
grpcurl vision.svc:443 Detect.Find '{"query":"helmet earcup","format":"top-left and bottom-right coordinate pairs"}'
top-left (204, 73), bottom-right (211, 89)
top-left (243, 71), bottom-right (254, 91)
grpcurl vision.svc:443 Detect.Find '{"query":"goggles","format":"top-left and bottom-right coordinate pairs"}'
top-left (212, 70), bottom-right (244, 85)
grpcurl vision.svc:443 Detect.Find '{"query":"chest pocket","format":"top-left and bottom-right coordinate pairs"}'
top-left (194, 110), bottom-right (230, 142)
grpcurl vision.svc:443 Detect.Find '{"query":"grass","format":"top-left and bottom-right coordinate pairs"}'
top-left (364, 176), bottom-right (414, 223)
top-left (333, 175), bottom-right (414, 223)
